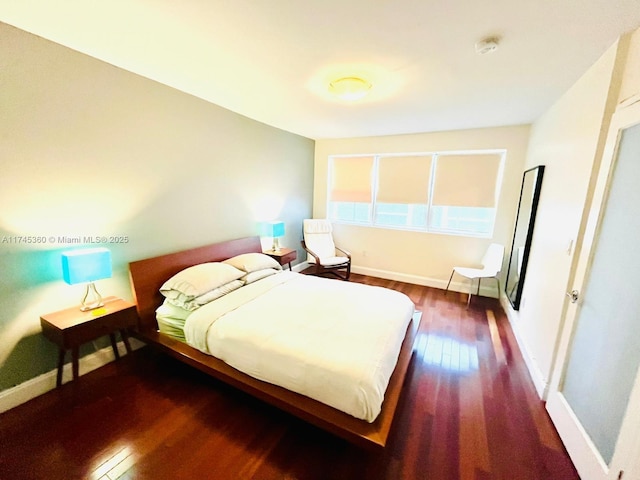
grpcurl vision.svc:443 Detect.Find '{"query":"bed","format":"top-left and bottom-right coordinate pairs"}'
top-left (128, 236), bottom-right (420, 450)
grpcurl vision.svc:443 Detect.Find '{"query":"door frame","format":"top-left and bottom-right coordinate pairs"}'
top-left (546, 98), bottom-right (640, 480)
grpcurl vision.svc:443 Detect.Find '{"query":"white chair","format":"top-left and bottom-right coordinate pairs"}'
top-left (301, 219), bottom-right (351, 280)
top-left (445, 243), bottom-right (505, 307)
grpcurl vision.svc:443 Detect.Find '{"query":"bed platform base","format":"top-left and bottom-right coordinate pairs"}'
top-left (129, 236), bottom-right (419, 451)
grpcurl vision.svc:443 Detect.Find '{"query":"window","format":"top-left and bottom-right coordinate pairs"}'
top-left (375, 155), bottom-right (431, 228)
top-left (429, 153), bottom-right (502, 235)
top-left (328, 156), bottom-right (373, 223)
top-left (327, 150), bottom-right (504, 237)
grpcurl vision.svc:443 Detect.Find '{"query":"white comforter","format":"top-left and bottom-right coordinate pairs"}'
top-left (184, 271), bottom-right (415, 422)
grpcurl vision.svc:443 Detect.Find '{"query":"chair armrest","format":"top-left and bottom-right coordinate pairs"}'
top-left (335, 246), bottom-right (351, 259)
top-left (301, 240), bottom-right (321, 263)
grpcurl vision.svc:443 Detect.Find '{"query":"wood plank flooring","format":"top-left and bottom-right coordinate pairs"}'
top-left (0, 274), bottom-right (580, 479)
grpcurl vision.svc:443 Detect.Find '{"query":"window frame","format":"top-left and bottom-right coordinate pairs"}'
top-left (327, 150), bottom-right (506, 238)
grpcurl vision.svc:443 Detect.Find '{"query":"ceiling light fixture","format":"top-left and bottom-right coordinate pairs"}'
top-left (475, 36), bottom-right (500, 55)
top-left (328, 76), bottom-right (372, 101)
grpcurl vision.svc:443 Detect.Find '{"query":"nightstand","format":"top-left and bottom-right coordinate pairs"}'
top-left (40, 296), bottom-right (138, 386)
top-left (264, 247), bottom-right (297, 270)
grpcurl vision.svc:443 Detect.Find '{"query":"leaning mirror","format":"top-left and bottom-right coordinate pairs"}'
top-left (505, 165), bottom-right (545, 310)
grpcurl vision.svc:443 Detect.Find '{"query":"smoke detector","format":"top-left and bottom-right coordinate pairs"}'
top-left (475, 36), bottom-right (500, 55)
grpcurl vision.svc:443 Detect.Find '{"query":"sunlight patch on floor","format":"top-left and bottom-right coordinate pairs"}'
top-left (486, 309), bottom-right (507, 365)
top-left (417, 332), bottom-right (479, 373)
top-left (90, 444), bottom-right (136, 480)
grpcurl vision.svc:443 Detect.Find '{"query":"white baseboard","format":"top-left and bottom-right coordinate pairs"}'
top-left (0, 338), bottom-right (144, 414)
top-left (546, 391), bottom-right (608, 480)
top-left (499, 295), bottom-right (549, 399)
top-left (291, 262), bottom-right (307, 273)
top-left (351, 264), bottom-right (502, 298)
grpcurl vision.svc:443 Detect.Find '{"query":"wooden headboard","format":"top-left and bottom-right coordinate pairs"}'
top-left (128, 236), bottom-right (263, 331)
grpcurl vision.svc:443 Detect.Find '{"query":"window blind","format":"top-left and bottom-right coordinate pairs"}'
top-left (431, 154), bottom-right (502, 207)
top-left (330, 156), bottom-right (374, 202)
top-left (377, 155), bottom-right (432, 204)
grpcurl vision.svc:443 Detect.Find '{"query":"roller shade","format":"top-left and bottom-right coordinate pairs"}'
top-left (377, 155), bottom-right (432, 204)
top-left (432, 154), bottom-right (502, 207)
top-left (329, 156), bottom-right (374, 202)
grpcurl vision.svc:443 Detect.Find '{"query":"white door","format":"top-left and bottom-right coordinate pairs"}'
top-left (546, 98), bottom-right (640, 480)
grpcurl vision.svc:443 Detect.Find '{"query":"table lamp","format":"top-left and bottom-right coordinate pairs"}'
top-left (261, 221), bottom-right (285, 253)
top-left (62, 248), bottom-right (112, 311)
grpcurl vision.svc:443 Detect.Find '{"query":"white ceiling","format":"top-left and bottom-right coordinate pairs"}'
top-left (2, 0), bottom-right (640, 139)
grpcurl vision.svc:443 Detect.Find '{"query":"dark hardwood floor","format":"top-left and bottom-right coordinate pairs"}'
top-left (0, 274), bottom-right (579, 480)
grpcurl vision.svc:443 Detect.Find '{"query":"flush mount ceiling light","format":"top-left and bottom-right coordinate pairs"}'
top-left (475, 36), bottom-right (500, 55)
top-left (328, 76), bottom-right (372, 101)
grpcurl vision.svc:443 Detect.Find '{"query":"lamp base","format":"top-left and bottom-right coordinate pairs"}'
top-left (271, 237), bottom-right (281, 253)
top-left (80, 282), bottom-right (104, 311)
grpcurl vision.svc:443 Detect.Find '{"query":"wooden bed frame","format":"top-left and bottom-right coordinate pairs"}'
top-left (128, 236), bottom-right (420, 451)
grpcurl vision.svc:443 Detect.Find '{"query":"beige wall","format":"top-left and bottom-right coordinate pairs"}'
top-left (0, 23), bottom-right (314, 392)
top-left (314, 125), bottom-right (530, 292)
top-left (618, 28), bottom-right (640, 106)
top-left (502, 36), bottom-right (631, 397)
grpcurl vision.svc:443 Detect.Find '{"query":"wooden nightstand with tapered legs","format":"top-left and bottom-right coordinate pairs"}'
top-left (40, 296), bottom-right (138, 386)
top-left (263, 247), bottom-right (297, 270)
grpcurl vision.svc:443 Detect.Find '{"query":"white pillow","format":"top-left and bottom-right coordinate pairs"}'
top-left (223, 253), bottom-right (282, 273)
top-left (169, 279), bottom-right (245, 311)
top-left (160, 262), bottom-right (245, 301)
top-left (189, 279), bottom-right (244, 307)
top-left (242, 268), bottom-right (280, 284)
